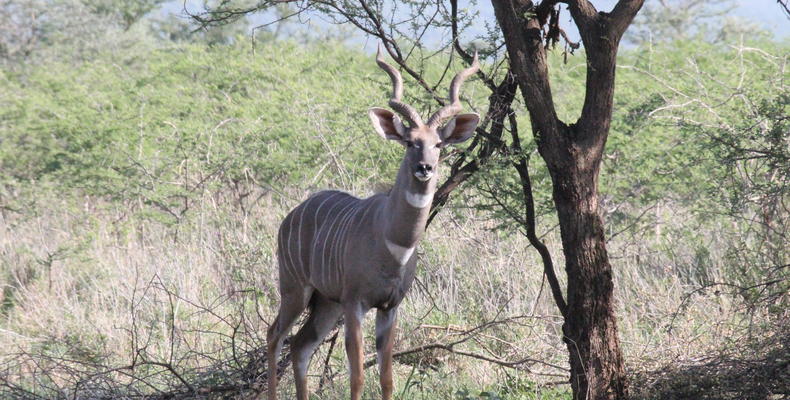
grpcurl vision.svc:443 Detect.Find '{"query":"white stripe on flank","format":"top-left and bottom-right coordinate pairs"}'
top-left (405, 191), bottom-right (433, 208)
top-left (310, 192), bottom-right (342, 280)
top-left (294, 195), bottom-right (313, 281)
top-left (332, 201), bottom-right (360, 287)
top-left (323, 199), bottom-right (356, 288)
top-left (317, 195), bottom-right (346, 287)
top-left (290, 204), bottom-right (306, 281)
top-left (342, 200), bottom-right (376, 266)
top-left (279, 231), bottom-right (298, 282)
top-left (385, 238), bottom-right (414, 265)
top-left (336, 200), bottom-right (378, 285)
top-left (285, 209), bottom-right (300, 281)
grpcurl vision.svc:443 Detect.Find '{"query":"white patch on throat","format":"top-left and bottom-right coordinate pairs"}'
top-left (405, 190), bottom-right (433, 208)
top-left (385, 239), bottom-right (415, 265)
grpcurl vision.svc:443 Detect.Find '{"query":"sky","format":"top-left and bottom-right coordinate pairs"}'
top-left (732, 0), bottom-right (789, 36)
top-left (575, 1), bottom-right (788, 35)
top-left (173, 0), bottom-right (790, 46)
top-left (463, 0), bottom-right (789, 46)
top-left (541, 0), bottom-right (790, 42)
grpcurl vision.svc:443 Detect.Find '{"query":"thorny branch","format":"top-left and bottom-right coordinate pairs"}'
top-left (427, 71), bottom-right (517, 226)
top-left (362, 314), bottom-right (568, 375)
top-left (780, 0), bottom-right (790, 17)
top-left (508, 112), bottom-right (568, 317)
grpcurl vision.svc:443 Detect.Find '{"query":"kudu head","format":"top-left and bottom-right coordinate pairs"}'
top-left (369, 44), bottom-right (480, 183)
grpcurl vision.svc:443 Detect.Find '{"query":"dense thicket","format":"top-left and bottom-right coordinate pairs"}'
top-left (3, 38), bottom-right (786, 256)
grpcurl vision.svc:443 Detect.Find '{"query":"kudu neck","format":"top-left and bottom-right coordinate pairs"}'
top-left (383, 157), bottom-right (436, 247)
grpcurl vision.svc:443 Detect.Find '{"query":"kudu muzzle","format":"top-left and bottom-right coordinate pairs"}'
top-left (414, 162), bottom-right (433, 181)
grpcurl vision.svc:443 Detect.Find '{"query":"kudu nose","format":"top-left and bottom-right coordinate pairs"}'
top-left (414, 162), bottom-right (433, 182)
top-left (414, 163), bottom-right (434, 182)
top-left (417, 163), bottom-right (433, 174)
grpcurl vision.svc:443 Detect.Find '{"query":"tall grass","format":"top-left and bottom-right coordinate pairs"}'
top-left (0, 179), bottom-right (777, 398)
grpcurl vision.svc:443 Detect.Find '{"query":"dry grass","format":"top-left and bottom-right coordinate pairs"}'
top-left (630, 323), bottom-right (789, 400)
top-left (0, 184), bottom-right (784, 399)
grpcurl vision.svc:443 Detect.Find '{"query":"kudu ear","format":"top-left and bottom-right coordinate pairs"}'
top-left (440, 113), bottom-right (479, 145)
top-left (369, 107), bottom-right (407, 142)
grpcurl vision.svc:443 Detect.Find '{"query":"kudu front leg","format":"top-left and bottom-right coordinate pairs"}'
top-left (344, 304), bottom-right (365, 400)
top-left (375, 308), bottom-right (398, 400)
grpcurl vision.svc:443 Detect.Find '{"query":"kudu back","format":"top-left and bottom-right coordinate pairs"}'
top-left (263, 45), bottom-right (480, 400)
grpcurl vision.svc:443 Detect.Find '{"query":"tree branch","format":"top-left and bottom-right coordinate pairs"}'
top-left (565, 0), bottom-right (598, 36)
top-left (609, 0), bottom-right (646, 38)
top-left (449, 0), bottom-right (496, 90)
top-left (491, 0), bottom-right (566, 165)
top-left (508, 109), bottom-right (567, 317)
top-left (779, 0), bottom-right (790, 17)
top-left (427, 71), bottom-right (517, 226)
top-left (362, 316), bottom-right (569, 373)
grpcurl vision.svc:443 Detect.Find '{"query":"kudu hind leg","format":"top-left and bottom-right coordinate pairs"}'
top-left (291, 294), bottom-right (342, 400)
top-left (263, 287), bottom-right (313, 400)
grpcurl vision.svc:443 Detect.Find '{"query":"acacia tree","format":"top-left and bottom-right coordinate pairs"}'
top-left (192, 1), bottom-right (643, 399)
top-left (491, 1), bottom-right (643, 398)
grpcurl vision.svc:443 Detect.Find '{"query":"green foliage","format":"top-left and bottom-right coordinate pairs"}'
top-left (606, 39), bottom-right (787, 205)
top-left (616, 40), bottom-right (787, 285)
top-left (1, 40), bottom-right (406, 222)
top-left (450, 37), bottom-right (788, 304)
top-left (4, 34), bottom-right (785, 291)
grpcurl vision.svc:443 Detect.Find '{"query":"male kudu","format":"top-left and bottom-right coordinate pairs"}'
top-left (264, 45), bottom-right (480, 400)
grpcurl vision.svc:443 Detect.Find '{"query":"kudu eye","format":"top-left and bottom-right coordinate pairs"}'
top-left (404, 140), bottom-right (421, 149)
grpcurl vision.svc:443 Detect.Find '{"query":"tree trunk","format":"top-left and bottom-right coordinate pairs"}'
top-left (550, 156), bottom-right (627, 400)
top-left (491, 0), bottom-right (643, 398)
